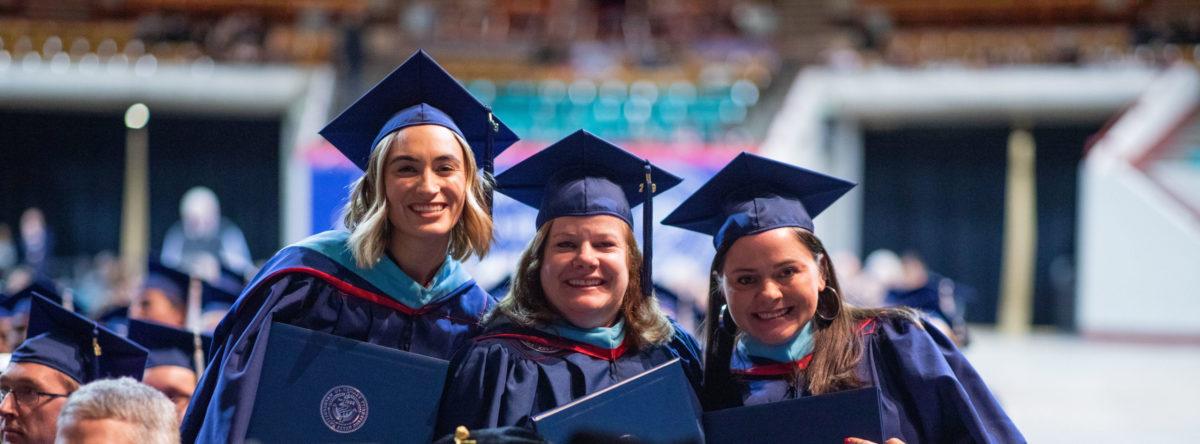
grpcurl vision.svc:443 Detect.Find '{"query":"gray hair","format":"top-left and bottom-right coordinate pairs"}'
top-left (55, 377), bottom-right (179, 444)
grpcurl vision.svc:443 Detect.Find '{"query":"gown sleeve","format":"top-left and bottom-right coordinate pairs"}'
top-left (665, 319), bottom-right (705, 397)
top-left (180, 274), bottom-right (347, 444)
top-left (435, 339), bottom-right (545, 437)
top-left (870, 316), bottom-right (1025, 444)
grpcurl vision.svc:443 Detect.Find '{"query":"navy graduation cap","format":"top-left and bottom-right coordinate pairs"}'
top-left (0, 280), bottom-right (64, 317)
top-left (127, 319), bottom-right (212, 373)
top-left (495, 130), bottom-right (682, 296)
top-left (145, 259), bottom-right (191, 306)
top-left (661, 152), bottom-right (855, 249)
top-left (10, 295), bottom-right (148, 383)
top-left (200, 280), bottom-right (238, 312)
top-left (319, 50), bottom-right (519, 173)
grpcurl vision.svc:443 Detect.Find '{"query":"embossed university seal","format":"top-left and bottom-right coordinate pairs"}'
top-left (320, 385), bottom-right (369, 433)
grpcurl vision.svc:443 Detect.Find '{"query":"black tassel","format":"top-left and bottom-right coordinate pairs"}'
top-left (641, 161), bottom-right (653, 298)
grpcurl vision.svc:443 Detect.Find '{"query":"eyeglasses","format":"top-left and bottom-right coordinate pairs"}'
top-left (0, 386), bottom-right (70, 408)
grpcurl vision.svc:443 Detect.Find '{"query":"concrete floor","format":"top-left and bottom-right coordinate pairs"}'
top-left (963, 328), bottom-right (1200, 442)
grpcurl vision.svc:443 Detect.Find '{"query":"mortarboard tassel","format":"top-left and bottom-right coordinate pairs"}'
top-left (193, 332), bottom-right (206, 375)
top-left (91, 324), bottom-right (102, 382)
top-left (484, 111), bottom-right (498, 216)
top-left (641, 161), bottom-right (653, 298)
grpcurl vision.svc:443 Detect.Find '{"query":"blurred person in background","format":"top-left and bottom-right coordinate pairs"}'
top-left (54, 377), bottom-right (178, 444)
top-left (665, 153), bottom-right (1022, 443)
top-left (127, 319), bottom-right (211, 423)
top-left (884, 253), bottom-right (970, 347)
top-left (17, 209), bottom-right (53, 279)
top-left (0, 225), bottom-right (17, 276)
top-left (130, 261), bottom-right (190, 329)
top-left (160, 186), bottom-right (253, 282)
top-left (181, 51), bottom-right (518, 443)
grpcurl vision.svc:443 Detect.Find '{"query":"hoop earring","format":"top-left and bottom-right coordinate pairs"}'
top-left (816, 287), bottom-right (840, 322)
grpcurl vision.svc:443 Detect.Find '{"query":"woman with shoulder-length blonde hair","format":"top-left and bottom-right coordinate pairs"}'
top-left (662, 152), bottom-right (1024, 444)
top-left (436, 130), bottom-right (704, 436)
top-left (181, 51), bottom-right (520, 443)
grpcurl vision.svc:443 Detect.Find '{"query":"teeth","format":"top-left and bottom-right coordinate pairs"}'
top-left (755, 308), bottom-right (790, 320)
top-left (411, 204), bottom-right (446, 212)
top-left (568, 279), bottom-right (603, 287)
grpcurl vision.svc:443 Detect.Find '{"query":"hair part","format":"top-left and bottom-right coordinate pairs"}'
top-left (341, 127), bottom-right (494, 268)
top-left (56, 377), bottom-right (179, 444)
top-left (702, 227), bottom-right (917, 403)
top-left (487, 219), bottom-right (674, 350)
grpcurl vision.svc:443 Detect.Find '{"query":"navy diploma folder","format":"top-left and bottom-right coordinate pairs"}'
top-left (532, 358), bottom-right (704, 444)
top-left (245, 322), bottom-right (450, 443)
top-left (701, 387), bottom-right (884, 444)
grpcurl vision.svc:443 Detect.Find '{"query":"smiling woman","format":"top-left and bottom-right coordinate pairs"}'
top-left (180, 51), bottom-right (521, 443)
top-left (435, 130), bottom-right (704, 436)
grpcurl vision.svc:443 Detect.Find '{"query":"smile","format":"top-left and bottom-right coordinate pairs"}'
top-left (753, 307), bottom-right (793, 320)
top-left (566, 278), bottom-right (605, 287)
top-left (409, 203), bottom-right (447, 214)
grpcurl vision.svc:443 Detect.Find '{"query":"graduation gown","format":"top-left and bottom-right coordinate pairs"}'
top-left (729, 316), bottom-right (1023, 444)
top-left (435, 316), bottom-right (704, 436)
top-left (181, 230), bottom-right (496, 443)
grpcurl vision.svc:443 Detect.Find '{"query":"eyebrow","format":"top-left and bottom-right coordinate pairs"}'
top-left (729, 260), bottom-right (799, 274)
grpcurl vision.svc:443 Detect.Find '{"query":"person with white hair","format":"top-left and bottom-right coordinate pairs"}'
top-left (160, 186), bottom-right (253, 281)
top-left (54, 377), bottom-right (178, 444)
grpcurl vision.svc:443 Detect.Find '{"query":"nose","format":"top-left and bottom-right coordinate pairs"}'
top-left (572, 243), bottom-right (599, 269)
top-left (0, 392), bottom-right (17, 418)
top-left (758, 280), bottom-right (784, 302)
top-left (414, 168), bottom-right (440, 196)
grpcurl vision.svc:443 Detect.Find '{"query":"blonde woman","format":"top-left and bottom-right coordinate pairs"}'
top-left (436, 131), bottom-right (703, 435)
top-left (181, 51), bottom-right (519, 443)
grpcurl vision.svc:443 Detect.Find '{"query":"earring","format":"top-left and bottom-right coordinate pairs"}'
top-left (816, 287), bottom-right (840, 322)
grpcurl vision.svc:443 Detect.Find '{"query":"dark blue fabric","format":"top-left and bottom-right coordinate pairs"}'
top-left (730, 316), bottom-right (1024, 443)
top-left (146, 259), bottom-right (191, 306)
top-left (128, 319), bottom-right (213, 370)
top-left (11, 295), bottom-right (148, 384)
top-left (661, 152), bottom-right (855, 248)
top-left (180, 243), bottom-right (496, 444)
top-left (0, 280), bottom-right (63, 316)
top-left (319, 50), bottom-right (518, 171)
top-left (200, 281), bottom-right (238, 313)
top-left (495, 130), bottom-right (681, 228)
top-left (435, 317), bottom-right (704, 437)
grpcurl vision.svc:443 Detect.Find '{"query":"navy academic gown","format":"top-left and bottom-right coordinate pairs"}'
top-left (729, 316), bottom-right (1024, 444)
top-left (435, 316), bottom-right (704, 436)
top-left (180, 231), bottom-right (496, 443)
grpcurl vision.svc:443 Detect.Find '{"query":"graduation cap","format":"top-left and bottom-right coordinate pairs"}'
top-left (495, 130), bottom-right (682, 297)
top-left (0, 280), bottom-right (63, 317)
top-left (145, 259), bottom-right (191, 306)
top-left (213, 264), bottom-right (247, 295)
top-left (661, 152), bottom-right (855, 249)
top-left (127, 319), bottom-right (212, 374)
top-left (10, 295), bottom-right (148, 383)
top-left (319, 50), bottom-right (519, 174)
top-left (200, 280), bottom-right (238, 313)
top-left (96, 305), bottom-right (131, 337)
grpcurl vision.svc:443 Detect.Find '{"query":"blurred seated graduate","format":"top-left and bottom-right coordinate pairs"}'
top-left (436, 130), bottom-right (703, 436)
top-left (198, 281), bottom-right (238, 333)
top-left (0, 295), bottom-right (148, 444)
top-left (132, 260), bottom-right (192, 329)
top-left (181, 50), bottom-right (519, 443)
top-left (662, 153), bottom-right (1023, 443)
top-left (0, 281), bottom-right (65, 353)
top-left (128, 319), bottom-right (212, 423)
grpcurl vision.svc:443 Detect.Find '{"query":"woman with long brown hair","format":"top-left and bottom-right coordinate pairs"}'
top-left (436, 131), bottom-right (703, 435)
top-left (662, 152), bottom-right (1024, 443)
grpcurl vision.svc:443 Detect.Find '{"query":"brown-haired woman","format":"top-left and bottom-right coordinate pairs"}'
top-left (436, 131), bottom-right (703, 436)
top-left (662, 152), bottom-right (1024, 443)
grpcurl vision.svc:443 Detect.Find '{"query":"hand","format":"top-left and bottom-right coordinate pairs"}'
top-left (845, 438), bottom-right (905, 444)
